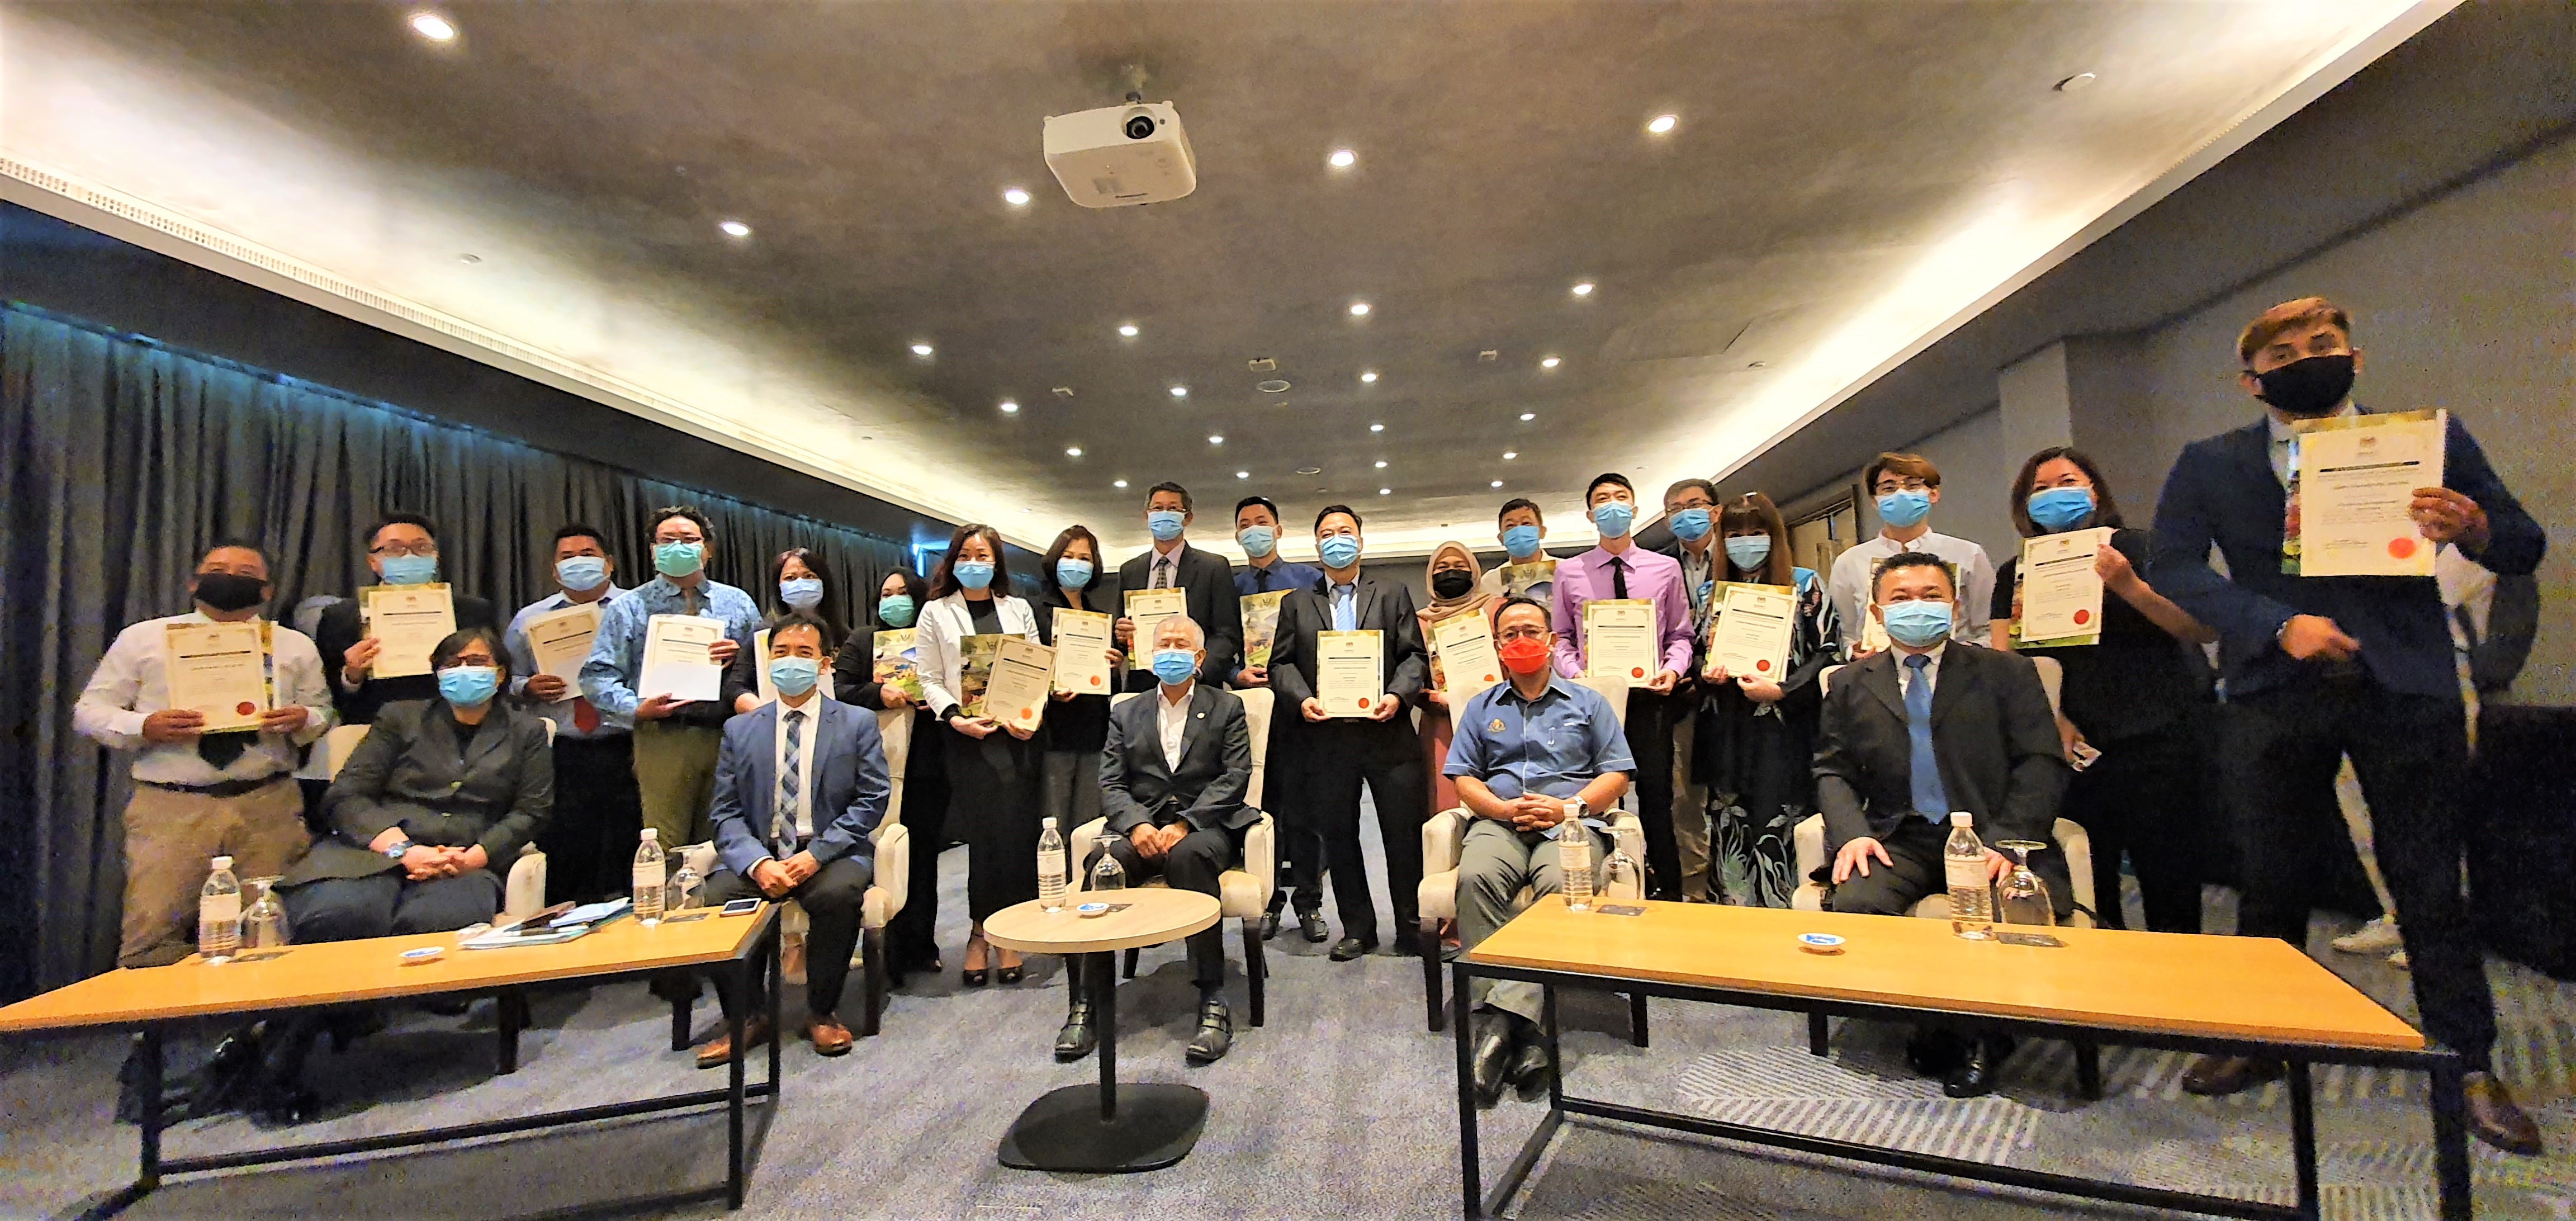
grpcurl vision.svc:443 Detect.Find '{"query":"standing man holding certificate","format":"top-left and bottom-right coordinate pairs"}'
top-left (77, 539), bottom-right (333, 969)
top-left (316, 513), bottom-right (503, 729)
top-left (504, 523), bottom-right (637, 904)
top-left (1824, 455), bottom-right (1996, 652)
top-left (1232, 494), bottom-right (1324, 940)
top-left (580, 505), bottom-right (760, 851)
top-left (2149, 297), bottom-right (2545, 1155)
top-left (1267, 504), bottom-right (1430, 962)
top-left (1549, 474), bottom-right (1696, 901)
top-left (1654, 478), bottom-right (1722, 902)
top-left (1111, 482), bottom-right (1242, 693)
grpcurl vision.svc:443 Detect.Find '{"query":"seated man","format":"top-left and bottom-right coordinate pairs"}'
top-left (1443, 596), bottom-right (1635, 1106)
top-left (692, 613), bottom-right (889, 1067)
top-left (1061, 615), bottom-right (1259, 1066)
top-left (1815, 551), bottom-right (2072, 1097)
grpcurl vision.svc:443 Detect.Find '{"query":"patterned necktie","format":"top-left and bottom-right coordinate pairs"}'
top-left (773, 708), bottom-right (803, 856)
top-left (1903, 654), bottom-right (1951, 822)
top-left (1333, 584), bottom-right (1356, 632)
top-left (1155, 555), bottom-right (1174, 589)
top-left (1609, 555), bottom-right (1628, 600)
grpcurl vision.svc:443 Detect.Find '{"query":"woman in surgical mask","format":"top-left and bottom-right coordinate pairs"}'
top-left (727, 548), bottom-right (847, 714)
top-left (858, 567), bottom-right (950, 980)
top-left (1688, 493), bottom-right (1840, 908)
top-left (1033, 526), bottom-right (1120, 850)
top-left (1414, 541), bottom-right (1497, 819)
top-left (1993, 448), bottom-right (2213, 934)
top-left (916, 524), bottom-right (1045, 985)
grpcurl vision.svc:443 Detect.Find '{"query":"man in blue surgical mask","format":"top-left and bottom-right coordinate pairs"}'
top-left (503, 523), bottom-right (640, 903)
top-left (315, 512), bottom-right (505, 731)
top-left (1109, 482), bottom-right (1243, 694)
top-left (1477, 498), bottom-right (1556, 603)
top-left (1229, 494), bottom-right (1324, 941)
top-left (1824, 452), bottom-right (1996, 654)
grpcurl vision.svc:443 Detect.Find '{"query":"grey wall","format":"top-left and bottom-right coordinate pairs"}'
top-left (1773, 405), bottom-right (2020, 574)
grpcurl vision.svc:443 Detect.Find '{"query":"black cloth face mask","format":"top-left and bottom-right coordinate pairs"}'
top-left (1430, 570), bottom-right (1475, 599)
top-left (193, 572), bottom-right (268, 613)
top-left (2253, 353), bottom-right (2356, 418)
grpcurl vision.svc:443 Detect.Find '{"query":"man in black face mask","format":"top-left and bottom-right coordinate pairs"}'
top-left (2149, 297), bottom-right (2547, 1156)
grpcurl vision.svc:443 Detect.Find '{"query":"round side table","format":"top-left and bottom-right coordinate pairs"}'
top-left (983, 887), bottom-right (1221, 1173)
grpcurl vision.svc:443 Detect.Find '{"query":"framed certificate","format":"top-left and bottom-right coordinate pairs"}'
top-left (1580, 598), bottom-right (1658, 687)
top-left (639, 614), bottom-right (724, 702)
top-left (873, 628), bottom-right (924, 703)
top-left (361, 583), bottom-right (457, 679)
top-left (164, 620), bottom-right (269, 731)
top-left (1707, 583), bottom-right (1796, 680)
top-left (986, 637), bottom-right (1057, 732)
top-left (2014, 527), bottom-right (2113, 647)
top-left (1315, 630), bottom-right (1384, 718)
top-left (1240, 590), bottom-right (1288, 668)
top-left (1124, 588), bottom-right (1187, 670)
top-left (1050, 609), bottom-right (1115, 694)
top-left (1429, 610), bottom-right (1503, 711)
top-left (521, 600), bottom-right (602, 698)
top-left (2288, 410), bottom-right (2445, 578)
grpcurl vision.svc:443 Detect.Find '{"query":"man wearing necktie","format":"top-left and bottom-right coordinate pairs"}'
top-left (1230, 495), bottom-right (1324, 939)
top-left (504, 524), bottom-right (641, 904)
top-left (1812, 552), bottom-right (2070, 1097)
top-left (1110, 482), bottom-right (1244, 695)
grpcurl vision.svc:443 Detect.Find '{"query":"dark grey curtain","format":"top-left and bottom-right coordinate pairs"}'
top-left (0, 304), bottom-right (912, 999)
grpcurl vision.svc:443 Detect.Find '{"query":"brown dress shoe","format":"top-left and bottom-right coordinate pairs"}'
top-left (780, 933), bottom-right (808, 986)
top-left (694, 1017), bottom-right (773, 1069)
top-left (2463, 1071), bottom-right (2543, 1156)
top-left (806, 1016), bottom-right (855, 1057)
top-left (2180, 1054), bottom-right (2285, 1096)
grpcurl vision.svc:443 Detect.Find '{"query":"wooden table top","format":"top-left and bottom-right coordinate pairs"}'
top-left (1467, 900), bottom-right (2425, 1052)
top-left (0, 905), bottom-right (774, 1034)
top-left (982, 889), bottom-right (1220, 955)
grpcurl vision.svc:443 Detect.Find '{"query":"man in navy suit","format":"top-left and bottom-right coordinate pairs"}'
top-left (691, 613), bottom-right (890, 1067)
top-left (2151, 297), bottom-right (2545, 1154)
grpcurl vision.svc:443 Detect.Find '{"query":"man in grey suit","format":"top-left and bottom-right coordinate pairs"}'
top-left (1814, 551), bottom-right (2071, 1097)
top-left (1058, 616), bottom-right (1258, 1066)
top-left (691, 614), bottom-right (890, 1067)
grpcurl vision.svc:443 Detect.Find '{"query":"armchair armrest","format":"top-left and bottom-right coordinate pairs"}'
top-left (1242, 810), bottom-right (1276, 911)
top-left (867, 822), bottom-right (910, 927)
top-left (1422, 807), bottom-right (1471, 872)
top-left (504, 845), bottom-right (547, 921)
top-left (1792, 814), bottom-right (1826, 882)
top-left (1068, 817), bottom-right (1110, 891)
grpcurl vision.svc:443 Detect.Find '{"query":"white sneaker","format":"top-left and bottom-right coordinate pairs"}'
top-left (2333, 916), bottom-right (2403, 954)
top-left (2387, 949), bottom-right (2409, 969)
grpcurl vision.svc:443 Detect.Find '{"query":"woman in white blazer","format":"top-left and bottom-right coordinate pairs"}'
top-left (916, 523), bottom-right (1045, 985)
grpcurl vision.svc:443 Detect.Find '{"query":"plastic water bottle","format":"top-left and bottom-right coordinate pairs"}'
top-left (1559, 799), bottom-right (1594, 912)
top-left (1090, 848), bottom-right (1126, 892)
top-left (1037, 818), bottom-right (1068, 912)
top-left (633, 829), bottom-right (666, 927)
top-left (198, 856), bottom-right (241, 963)
top-left (666, 861), bottom-right (701, 912)
top-left (1944, 812), bottom-right (1995, 940)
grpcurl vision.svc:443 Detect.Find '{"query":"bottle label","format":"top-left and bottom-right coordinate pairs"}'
top-left (1944, 856), bottom-right (1987, 891)
top-left (202, 895), bottom-right (240, 926)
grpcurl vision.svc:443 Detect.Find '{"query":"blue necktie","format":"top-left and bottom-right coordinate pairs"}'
top-left (1903, 654), bottom-right (1950, 822)
top-left (1333, 583), bottom-right (1356, 632)
top-left (773, 709), bottom-right (803, 858)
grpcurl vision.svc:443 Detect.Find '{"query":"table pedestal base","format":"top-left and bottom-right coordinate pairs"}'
top-left (997, 1083), bottom-right (1208, 1172)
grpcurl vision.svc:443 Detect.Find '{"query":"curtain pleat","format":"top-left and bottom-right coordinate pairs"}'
top-left (0, 304), bottom-right (911, 998)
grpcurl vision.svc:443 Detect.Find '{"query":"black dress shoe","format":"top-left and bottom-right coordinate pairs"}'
top-left (1943, 1035), bottom-right (2015, 1098)
top-left (1054, 1002), bottom-right (1097, 1062)
top-left (1470, 1014), bottom-right (1512, 1106)
top-left (1259, 910), bottom-right (1280, 940)
top-left (1299, 910), bottom-right (1330, 944)
top-left (1185, 998), bottom-right (1234, 1064)
top-left (1509, 1038), bottom-right (1554, 1095)
top-left (1903, 1028), bottom-right (1966, 1078)
top-left (1329, 936), bottom-right (1376, 962)
top-left (2464, 1071), bottom-right (2544, 1156)
top-left (2180, 1053), bottom-right (2284, 1097)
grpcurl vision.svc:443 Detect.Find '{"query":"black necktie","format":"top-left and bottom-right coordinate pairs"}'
top-left (198, 731), bottom-right (252, 770)
top-left (1254, 567), bottom-right (1270, 593)
top-left (1609, 556), bottom-right (1628, 600)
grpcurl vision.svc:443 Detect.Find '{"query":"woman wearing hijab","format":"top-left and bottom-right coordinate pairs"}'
top-left (1414, 541), bottom-right (1498, 816)
top-left (1692, 494), bottom-right (1839, 907)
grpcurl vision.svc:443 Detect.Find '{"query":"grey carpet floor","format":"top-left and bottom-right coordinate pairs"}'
top-left (5, 803), bottom-right (2573, 1220)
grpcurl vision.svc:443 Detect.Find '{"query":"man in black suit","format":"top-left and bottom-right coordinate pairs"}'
top-left (315, 513), bottom-right (505, 728)
top-left (1815, 551), bottom-right (2071, 1097)
top-left (1268, 504), bottom-right (1431, 962)
top-left (1058, 615), bottom-right (1259, 1065)
top-left (2149, 297), bottom-right (2544, 1152)
top-left (1112, 481), bottom-right (1243, 693)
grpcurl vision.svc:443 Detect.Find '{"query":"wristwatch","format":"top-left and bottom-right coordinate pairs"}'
top-left (382, 837), bottom-right (415, 859)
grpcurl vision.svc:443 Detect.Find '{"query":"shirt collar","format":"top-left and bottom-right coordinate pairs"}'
top-left (1896, 640), bottom-right (1948, 668)
top-left (1496, 675), bottom-right (1575, 707)
top-left (2266, 401), bottom-right (2360, 445)
top-left (1159, 680), bottom-right (1196, 707)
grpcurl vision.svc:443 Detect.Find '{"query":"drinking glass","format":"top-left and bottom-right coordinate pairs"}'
top-left (239, 877), bottom-right (291, 949)
top-left (1993, 841), bottom-right (2054, 927)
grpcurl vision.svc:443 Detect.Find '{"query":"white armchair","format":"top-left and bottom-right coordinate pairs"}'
top-left (323, 721), bottom-right (549, 921)
top-left (1067, 687), bottom-right (1277, 1028)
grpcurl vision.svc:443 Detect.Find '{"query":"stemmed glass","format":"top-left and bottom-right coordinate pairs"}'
top-left (1993, 841), bottom-right (2055, 928)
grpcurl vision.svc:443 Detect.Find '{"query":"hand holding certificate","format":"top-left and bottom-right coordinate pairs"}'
top-left (2015, 527), bottom-right (2113, 647)
top-left (521, 602), bottom-right (602, 698)
top-left (164, 621), bottom-right (269, 731)
top-left (1315, 630), bottom-right (1384, 719)
top-left (1124, 589), bottom-right (1187, 671)
top-left (639, 615), bottom-right (726, 702)
top-left (1581, 599), bottom-right (1657, 687)
top-left (2288, 410), bottom-right (2446, 577)
top-left (872, 628), bottom-right (924, 704)
top-left (1049, 609), bottom-right (1115, 694)
top-left (1429, 611), bottom-right (1503, 711)
top-left (361, 584), bottom-right (457, 679)
top-left (1706, 584), bottom-right (1796, 680)
top-left (986, 637), bottom-right (1057, 734)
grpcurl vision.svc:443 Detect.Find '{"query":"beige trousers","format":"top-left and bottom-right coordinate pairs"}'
top-left (120, 779), bottom-right (310, 967)
top-left (634, 721), bottom-right (723, 848)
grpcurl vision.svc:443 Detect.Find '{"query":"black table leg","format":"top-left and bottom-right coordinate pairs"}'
top-left (766, 925), bottom-right (782, 1103)
top-left (496, 989), bottom-right (523, 1075)
top-left (726, 960), bottom-right (746, 1210)
top-left (2427, 1052), bottom-right (2472, 1221)
top-left (1453, 959), bottom-right (1481, 1219)
top-left (1096, 950), bottom-right (1117, 1120)
top-left (1807, 1011), bottom-right (1830, 1056)
top-left (995, 947), bottom-right (1207, 1172)
top-left (1542, 985), bottom-right (1565, 1109)
top-left (2288, 1060), bottom-right (2317, 1220)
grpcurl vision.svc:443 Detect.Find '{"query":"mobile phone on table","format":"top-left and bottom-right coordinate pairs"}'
top-left (721, 897), bottom-right (763, 916)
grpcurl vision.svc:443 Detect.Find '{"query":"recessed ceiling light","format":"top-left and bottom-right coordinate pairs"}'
top-left (1118, 323), bottom-right (1140, 338)
top-left (1328, 148), bottom-right (1357, 169)
top-left (1235, 471), bottom-right (1249, 479)
top-left (1519, 412), bottom-right (1536, 421)
top-left (718, 220), bottom-right (752, 239)
top-left (1208, 435), bottom-right (1224, 445)
top-left (1368, 423), bottom-right (1385, 433)
top-left (1378, 488), bottom-right (1391, 496)
top-left (1491, 480), bottom-right (1504, 488)
top-left (1503, 451), bottom-right (1518, 460)
top-left (456, 253), bottom-right (480, 264)
top-left (2055, 72), bottom-right (2097, 92)
top-left (1065, 446), bottom-right (1083, 457)
top-left (1348, 301), bottom-right (1371, 317)
top-left (1540, 356), bottom-right (1561, 370)
top-left (1002, 187), bottom-right (1033, 206)
top-left (1257, 379), bottom-right (1292, 394)
top-left (909, 343), bottom-right (934, 357)
top-left (408, 12), bottom-right (456, 41)
top-left (1748, 360), bottom-right (1769, 369)
top-left (1647, 113), bottom-right (1678, 135)
top-left (1169, 386), bottom-right (1188, 398)
top-left (1571, 282), bottom-right (1595, 297)
top-left (1295, 466), bottom-right (1323, 476)
top-left (998, 399), bottom-right (1020, 414)
top-left (1114, 479), bottom-right (1129, 488)
top-left (1360, 371), bottom-right (1379, 384)
top-left (1374, 460), bottom-right (1388, 469)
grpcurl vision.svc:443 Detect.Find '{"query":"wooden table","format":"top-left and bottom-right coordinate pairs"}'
top-left (1451, 900), bottom-right (2470, 1221)
top-left (984, 888), bottom-right (1220, 1173)
top-left (0, 903), bottom-right (780, 1217)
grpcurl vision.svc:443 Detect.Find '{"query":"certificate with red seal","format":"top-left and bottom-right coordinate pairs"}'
top-left (2015, 527), bottom-right (2113, 649)
top-left (164, 619), bottom-right (269, 731)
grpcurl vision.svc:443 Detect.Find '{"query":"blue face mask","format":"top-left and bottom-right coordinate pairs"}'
top-left (555, 555), bottom-right (608, 592)
top-left (654, 541), bottom-right (704, 578)
top-left (1879, 599), bottom-right (1954, 649)
top-left (767, 655), bottom-right (820, 698)
top-left (1151, 648), bottom-right (1199, 685)
top-left (1723, 534), bottom-right (1772, 572)
top-left (1876, 490), bottom-right (1932, 529)
top-left (1502, 524), bottom-right (1542, 559)
top-left (1318, 533), bottom-right (1362, 570)
top-left (778, 576), bottom-right (823, 609)
top-left (2026, 486), bottom-right (2096, 533)
top-left (1667, 507), bottom-right (1712, 543)
top-left (1056, 559), bottom-right (1094, 588)
top-left (380, 553), bottom-right (438, 586)
top-left (1590, 500), bottom-right (1635, 539)
top-left (1237, 526), bottom-right (1276, 558)
top-left (953, 560), bottom-right (996, 590)
top-left (877, 594), bottom-right (916, 627)
top-left (437, 664), bottom-right (499, 708)
top-left (1147, 510), bottom-right (1187, 542)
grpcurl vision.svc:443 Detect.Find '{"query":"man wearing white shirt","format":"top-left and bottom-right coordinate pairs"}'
top-left (1826, 453), bottom-right (1997, 651)
top-left (503, 523), bottom-right (637, 903)
top-left (74, 541), bottom-right (333, 968)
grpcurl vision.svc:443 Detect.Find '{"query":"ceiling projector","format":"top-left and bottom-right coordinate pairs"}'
top-left (1044, 101), bottom-right (1196, 208)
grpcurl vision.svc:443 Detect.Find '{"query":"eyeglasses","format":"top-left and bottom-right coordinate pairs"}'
top-left (653, 534), bottom-right (703, 546)
top-left (1875, 479), bottom-right (1932, 494)
top-left (1495, 628), bottom-right (1551, 642)
top-left (369, 541), bottom-right (438, 557)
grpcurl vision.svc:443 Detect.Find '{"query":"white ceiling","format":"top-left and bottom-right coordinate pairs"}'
top-left (0, 0), bottom-right (2451, 560)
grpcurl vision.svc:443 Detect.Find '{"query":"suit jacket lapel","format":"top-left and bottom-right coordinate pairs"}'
top-left (747, 704), bottom-right (778, 816)
top-left (1929, 647), bottom-right (1975, 730)
top-left (459, 710), bottom-right (512, 776)
top-left (1352, 578), bottom-right (1381, 633)
top-left (1860, 652), bottom-right (1906, 723)
top-left (419, 708), bottom-right (461, 786)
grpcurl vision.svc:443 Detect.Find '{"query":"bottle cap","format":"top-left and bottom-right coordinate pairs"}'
top-left (1042, 817), bottom-right (1057, 828)
top-left (642, 829), bottom-right (658, 841)
top-left (1949, 812), bottom-right (1973, 827)
top-left (211, 855), bottom-right (234, 869)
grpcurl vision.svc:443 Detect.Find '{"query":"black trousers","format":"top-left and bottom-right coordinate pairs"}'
top-left (1825, 817), bottom-right (2075, 921)
top-left (951, 728), bottom-right (1043, 923)
top-left (704, 855), bottom-right (873, 1021)
top-left (2062, 721), bottom-right (2204, 933)
top-left (1300, 720), bottom-right (1427, 944)
top-left (537, 733), bottom-right (644, 905)
top-left (283, 869), bottom-right (503, 941)
top-left (886, 711), bottom-right (950, 970)
top-left (1087, 826), bottom-right (1240, 988)
top-left (1623, 689), bottom-right (1683, 901)
top-left (2226, 678), bottom-right (2494, 1069)
top-left (1263, 717), bottom-right (1324, 915)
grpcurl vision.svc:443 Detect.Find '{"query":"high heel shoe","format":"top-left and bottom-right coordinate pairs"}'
top-left (962, 967), bottom-right (989, 987)
top-left (996, 958), bottom-right (1024, 985)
